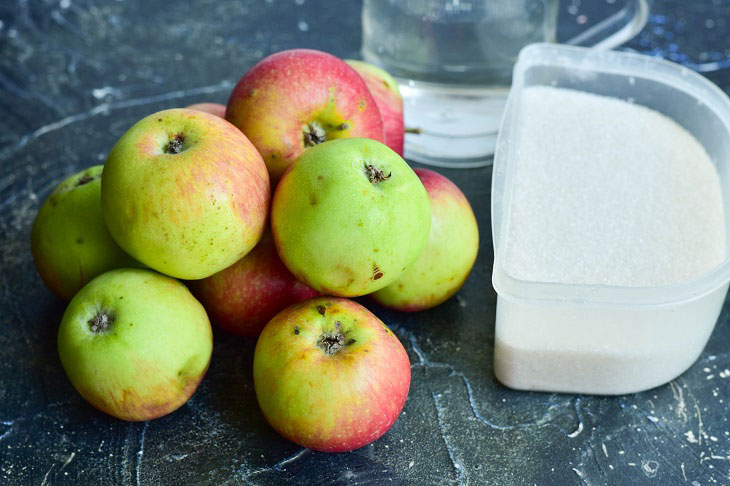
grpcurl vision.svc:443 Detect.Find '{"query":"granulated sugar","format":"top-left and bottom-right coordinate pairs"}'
top-left (503, 86), bottom-right (726, 287)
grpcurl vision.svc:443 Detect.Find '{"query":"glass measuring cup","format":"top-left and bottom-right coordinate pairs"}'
top-left (361, 0), bottom-right (650, 168)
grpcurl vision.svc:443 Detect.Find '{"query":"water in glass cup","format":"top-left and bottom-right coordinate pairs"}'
top-left (362, 0), bottom-right (648, 167)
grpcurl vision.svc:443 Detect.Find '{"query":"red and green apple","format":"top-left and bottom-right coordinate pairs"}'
top-left (372, 169), bottom-right (479, 310)
top-left (346, 59), bottom-right (404, 156)
top-left (225, 49), bottom-right (385, 182)
top-left (189, 229), bottom-right (318, 337)
top-left (57, 268), bottom-right (213, 421)
top-left (253, 296), bottom-right (411, 452)
top-left (101, 108), bottom-right (270, 280)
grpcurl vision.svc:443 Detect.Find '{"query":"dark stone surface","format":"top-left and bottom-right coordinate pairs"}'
top-left (1, 0), bottom-right (729, 484)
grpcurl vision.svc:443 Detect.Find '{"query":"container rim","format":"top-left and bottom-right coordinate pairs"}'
top-left (491, 43), bottom-right (730, 309)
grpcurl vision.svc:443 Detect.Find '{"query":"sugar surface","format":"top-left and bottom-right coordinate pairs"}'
top-left (504, 86), bottom-right (726, 287)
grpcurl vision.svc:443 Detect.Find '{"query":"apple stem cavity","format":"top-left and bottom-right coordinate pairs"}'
top-left (164, 133), bottom-right (186, 154)
top-left (317, 330), bottom-right (345, 355)
top-left (88, 311), bottom-right (113, 333)
top-left (303, 122), bottom-right (326, 147)
top-left (365, 164), bottom-right (391, 184)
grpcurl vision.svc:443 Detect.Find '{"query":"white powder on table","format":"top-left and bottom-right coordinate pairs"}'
top-left (503, 86), bottom-right (726, 287)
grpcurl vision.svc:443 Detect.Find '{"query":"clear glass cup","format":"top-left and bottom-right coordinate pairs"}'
top-left (361, 0), bottom-right (650, 168)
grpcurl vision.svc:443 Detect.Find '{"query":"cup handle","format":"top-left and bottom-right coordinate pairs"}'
top-left (563, 0), bottom-right (650, 50)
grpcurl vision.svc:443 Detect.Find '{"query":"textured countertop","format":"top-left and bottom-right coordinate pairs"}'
top-left (1, 0), bottom-right (729, 484)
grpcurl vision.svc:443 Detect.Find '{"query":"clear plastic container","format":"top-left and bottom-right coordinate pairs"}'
top-left (491, 43), bottom-right (730, 395)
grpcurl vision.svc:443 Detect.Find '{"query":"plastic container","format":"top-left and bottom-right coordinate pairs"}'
top-left (491, 44), bottom-right (730, 395)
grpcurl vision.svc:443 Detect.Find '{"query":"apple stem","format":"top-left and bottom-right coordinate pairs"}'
top-left (164, 133), bottom-right (186, 154)
top-left (365, 164), bottom-right (391, 184)
top-left (317, 331), bottom-right (345, 355)
top-left (303, 122), bottom-right (327, 147)
top-left (88, 311), bottom-right (113, 333)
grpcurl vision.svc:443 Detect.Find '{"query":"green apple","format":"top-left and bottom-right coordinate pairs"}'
top-left (31, 165), bottom-right (141, 300)
top-left (372, 169), bottom-right (479, 310)
top-left (102, 108), bottom-right (270, 280)
top-left (57, 268), bottom-right (213, 421)
top-left (271, 138), bottom-right (431, 296)
top-left (254, 296), bottom-right (411, 452)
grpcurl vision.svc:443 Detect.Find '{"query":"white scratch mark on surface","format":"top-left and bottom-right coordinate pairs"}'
top-left (572, 467), bottom-right (587, 485)
top-left (0, 80), bottom-right (233, 162)
top-left (602, 442), bottom-right (609, 458)
top-left (681, 462), bottom-right (687, 481)
top-left (432, 393), bottom-right (467, 485)
top-left (0, 420), bottom-right (13, 441)
top-left (709, 454), bottom-right (730, 460)
top-left (670, 380), bottom-right (688, 423)
top-left (568, 420), bottom-right (584, 438)
top-left (694, 403), bottom-right (704, 446)
top-left (641, 459), bottom-right (659, 478)
top-left (242, 449), bottom-right (310, 479)
top-left (167, 453), bottom-right (190, 462)
top-left (567, 398), bottom-right (584, 438)
top-left (91, 86), bottom-right (121, 99)
top-left (59, 452), bottom-right (75, 473)
top-left (135, 421), bottom-right (148, 486)
top-left (694, 59), bottom-right (730, 73)
top-left (406, 333), bottom-right (560, 431)
top-left (273, 448), bottom-right (309, 471)
top-left (40, 464), bottom-right (55, 486)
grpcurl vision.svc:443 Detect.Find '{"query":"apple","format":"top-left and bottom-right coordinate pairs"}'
top-left (188, 229), bottom-right (319, 337)
top-left (225, 49), bottom-right (385, 182)
top-left (101, 108), bottom-right (270, 280)
top-left (372, 169), bottom-right (479, 310)
top-left (346, 60), bottom-right (404, 156)
top-left (185, 102), bottom-right (226, 118)
top-left (30, 165), bottom-right (142, 300)
top-left (271, 138), bottom-right (431, 297)
top-left (253, 296), bottom-right (410, 452)
top-left (57, 268), bottom-right (213, 421)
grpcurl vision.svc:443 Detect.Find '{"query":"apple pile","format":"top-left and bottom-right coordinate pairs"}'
top-left (30, 49), bottom-right (479, 452)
